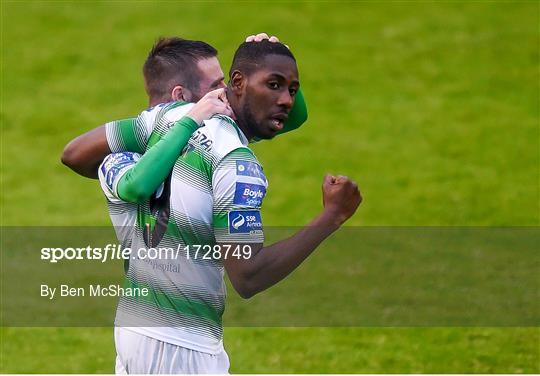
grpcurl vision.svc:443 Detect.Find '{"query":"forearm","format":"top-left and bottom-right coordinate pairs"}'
top-left (224, 174), bottom-right (361, 299)
top-left (62, 116), bottom-right (146, 179)
top-left (226, 211), bottom-right (340, 298)
top-left (61, 126), bottom-right (109, 179)
top-left (116, 116), bottom-right (199, 203)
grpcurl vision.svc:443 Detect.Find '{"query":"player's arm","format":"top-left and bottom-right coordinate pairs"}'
top-left (99, 117), bottom-right (201, 204)
top-left (114, 88), bottom-right (233, 203)
top-left (61, 117), bottom-right (144, 179)
top-left (61, 123), bottom-right (110, 179)
top-left (225, 175), bottom-right (360, 299)
top-left (213, 150), bottom-right (361, 299)
top-left (114, 116), bottom-right (197, 202)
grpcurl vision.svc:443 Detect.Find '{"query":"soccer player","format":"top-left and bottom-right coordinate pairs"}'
top-left (61, 35), bottom-right (308, 180)
top-left (108, 40), bottom-right (361, 374)
top-left (98, 87), bottom-right (232, 247)
top-left (65, 34), bottom-right (308, 373)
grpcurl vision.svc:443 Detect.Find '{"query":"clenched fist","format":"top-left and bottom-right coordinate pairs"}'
top-left (322, 174), bottom-right (362, 226)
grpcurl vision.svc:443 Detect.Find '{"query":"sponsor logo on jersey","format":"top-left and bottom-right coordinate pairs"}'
top-left (233, 182), bottom-right (266, 207)
top-left (228, 210), bottom-right (263, 234)
top-left (190, 129), bottom-right (213, 151)
top-left (101, 152), bottom-right (139, 190)
top-left (236, 160), bottom-right (266, 180)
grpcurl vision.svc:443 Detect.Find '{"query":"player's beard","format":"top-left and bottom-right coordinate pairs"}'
top-left (240, 99), bottom-right (275, 140)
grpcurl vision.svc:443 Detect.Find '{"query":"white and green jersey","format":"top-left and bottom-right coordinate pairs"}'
top-left (98, 151), bottom-right (166, 246)
top-left (105, 103), bottom-right (170, 155)
top-left (106, 102), bottom-right (267, 354)
top-left (98, 152), bottom-right (139, 246)
top-left (102, 104), bottom-right (170, 255)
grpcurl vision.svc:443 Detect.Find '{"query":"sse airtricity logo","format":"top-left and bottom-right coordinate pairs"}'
top-left (233, 182), bottom-right (266, 207)
top-left (231, 213), bottom-right (246, 230)
top-left (228, 210), bottom-right (262, 234)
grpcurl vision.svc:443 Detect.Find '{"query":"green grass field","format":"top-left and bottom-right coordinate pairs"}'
top-left (1, 1), bottom-right (538, 373)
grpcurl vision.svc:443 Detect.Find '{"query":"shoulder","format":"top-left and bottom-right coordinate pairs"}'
top-left (206, 118), bottom-right (267, 188)
top-left (158, 101), bottom-right (194, 122)
top-left (139, 101), bottom-right (193, 130)
top-left (199, 115), bottom-right (252, 161)
top-left (144, 102), bottom-right (195, 143)
top-left (137, 103), bottom-right (166, 125)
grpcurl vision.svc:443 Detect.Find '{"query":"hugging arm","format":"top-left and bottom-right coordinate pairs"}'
top-left (114, 116), bottom-right (199, 202)
top-left (62, 117), bottom-right (143, 179)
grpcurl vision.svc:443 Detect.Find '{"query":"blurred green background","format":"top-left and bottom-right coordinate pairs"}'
top-left (1, 0), bottom-right (538, 373)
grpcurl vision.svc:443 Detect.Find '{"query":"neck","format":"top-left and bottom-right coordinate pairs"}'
top-left (226, 89), bottom-right (254, 140)
top-left (148, 97), bottom-right (165, 108)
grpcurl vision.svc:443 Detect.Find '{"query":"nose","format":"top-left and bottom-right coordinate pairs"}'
top-left (277, 89), bottom-right (293, 110)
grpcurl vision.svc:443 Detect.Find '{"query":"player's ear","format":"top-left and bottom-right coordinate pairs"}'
top-left (230, 70), bottom-right (245, 96)
top-left (171, 85), bottom-right (191, 102)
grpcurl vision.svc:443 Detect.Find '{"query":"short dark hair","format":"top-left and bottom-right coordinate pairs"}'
top-left (229, 40), bottom-right (296, 78)
top-left (143, 37), bottom-right (217, 102)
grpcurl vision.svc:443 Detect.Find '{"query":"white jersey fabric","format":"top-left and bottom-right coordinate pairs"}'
top-left (104, 102), bottom-right (267, 355)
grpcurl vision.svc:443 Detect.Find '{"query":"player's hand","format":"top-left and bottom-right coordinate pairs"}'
top-left (321, 174), bottom-right (362, 226)
top-left (186, 88), bottom-right (235, 125)
top-left (245, 33), bottom-right (288, 48)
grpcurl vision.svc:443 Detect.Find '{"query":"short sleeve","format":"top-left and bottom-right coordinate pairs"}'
top-left (98, 152), bottom-right (141, 203)
top-left (212, 148), bottom-right (268, 244)
top-left (105, 116), bottom-right (148, 154)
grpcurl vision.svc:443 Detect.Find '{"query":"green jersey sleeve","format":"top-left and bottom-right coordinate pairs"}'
top-left (115, 116), bottom-right (200, 203)
top-left (105, 117), bottom-right (146, 154)
top-left (279, 88), bottom-right (308, 135)
top-left (105, 102), bottom-right (172, 154)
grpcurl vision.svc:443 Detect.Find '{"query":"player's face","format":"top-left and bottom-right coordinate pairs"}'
top-left (240, 55), bottom-right (299, 140)
top-left (191, 57), bottom-right (226, 101)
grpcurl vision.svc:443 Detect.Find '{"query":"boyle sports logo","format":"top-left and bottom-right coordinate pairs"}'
top-left (233, 182), bottom-right (266, 207)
